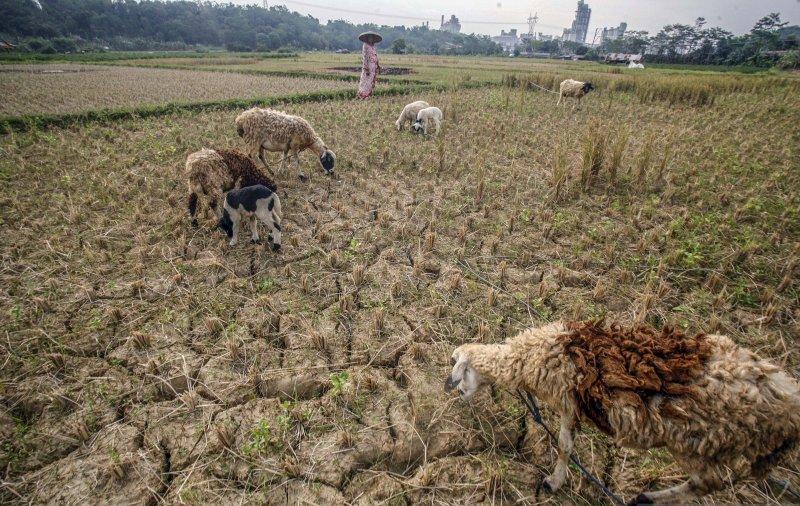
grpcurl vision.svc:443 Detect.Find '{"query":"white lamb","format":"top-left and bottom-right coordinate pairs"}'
top-left (395, 100), bottom-right (429, 131)
top-left (412, 107), bottom-right (443, 136)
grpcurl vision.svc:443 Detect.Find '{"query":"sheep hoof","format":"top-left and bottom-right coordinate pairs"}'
top-left (626, 493), bottom-right (653, 506)
top-left (272, 243), bottom-right (282, 252)
top-left (541, 477), bottom-right (556, 493)
top-left (191, 219), bottom-right (199, 228)
top-left (251, 238), bottom-right (261, 244)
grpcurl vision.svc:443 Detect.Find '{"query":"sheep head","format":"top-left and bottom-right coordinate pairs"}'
top-left (412, 121), bottom-right (424, 133)
top-left (319, 149), bottom-right (336, 174)
top-left (444, 346), bottom-right (486, 401)
top-left (583, 82), bottom-right (595, 94)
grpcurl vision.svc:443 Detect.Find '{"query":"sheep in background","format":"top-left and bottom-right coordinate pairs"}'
top-left (186, 148), bottom-right (277, 227)
top-left (218, 185), bottom-right (282, 250)
top-left (235, 108), bottom-right (336, 177)
top-left (412, 106), bottom-right (443, 136)
top-left (395, 100), bottom-right (429, 131)
top-left (445, 320), bottom-right (800, 504)
top-left (556, 79), bottom-right (595, 109)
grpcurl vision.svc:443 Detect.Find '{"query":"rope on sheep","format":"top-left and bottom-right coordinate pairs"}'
top-left (517, 389), bottom-right (626, 506)
top-left (527, 80), bottom-right (560, 95)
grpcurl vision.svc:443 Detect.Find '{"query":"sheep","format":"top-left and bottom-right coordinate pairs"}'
top-left (556, 79), bottom-right (595, 109)
top-left (395, 100), bottom-right (430, 131)
top-left (445, 320), bottom-right (800, 504)
top-left (185, 148), bottom-right (277, 227)
top-left (218, 185), bottom-right (282, 251)
top-left (234, 107), bottom-right (336, 177)
top-left (412, 106), bottom-right (443, 136)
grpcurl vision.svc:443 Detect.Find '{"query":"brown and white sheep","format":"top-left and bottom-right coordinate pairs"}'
top-left (556, 79), bottom-right (595, 109)
top-left (234, 108), bottom-right (336, 177)
top-left (185, 148), bottom-right (277, 227)
top-left (446, 320), bottom-right (800, 504)
top-left (395, 100), bottom-right (429, 131)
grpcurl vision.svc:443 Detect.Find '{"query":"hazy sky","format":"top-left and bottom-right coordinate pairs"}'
top-left (272, 0), bottom-right (799, 37)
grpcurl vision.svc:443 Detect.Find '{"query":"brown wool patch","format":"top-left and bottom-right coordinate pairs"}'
top-left (560, 320), bottom-right (712, 436)
top-left (216, 148), bottom-right (277, 192)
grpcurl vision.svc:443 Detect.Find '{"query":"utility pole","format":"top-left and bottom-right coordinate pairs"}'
top-left (263, 0), bottom-right (268, 8)
top-left (590, 27), bottom-right (600, 47)
top-left (527, 12), bottom-right (538, 39)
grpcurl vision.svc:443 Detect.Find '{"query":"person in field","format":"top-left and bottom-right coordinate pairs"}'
top-left (357, 32), bottom-right (382, 99)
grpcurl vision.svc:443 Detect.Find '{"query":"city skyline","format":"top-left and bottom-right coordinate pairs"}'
top-left (265, 0), bottom-right (799, 37)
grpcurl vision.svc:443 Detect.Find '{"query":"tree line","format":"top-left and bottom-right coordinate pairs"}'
top-left (520, 14), bottom-right (798, 68)
top-left (0, 0), bottom-right (502, 55)
top-left (593, 14), bottom-right (798, 68)
top-left (2, 1), bottom-right (797, 68)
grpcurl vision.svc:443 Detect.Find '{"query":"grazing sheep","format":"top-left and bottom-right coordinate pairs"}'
top-left (186, 148), bottom-right (277, 227)
top-left (218, 185), bottom-right (282, 251)
top-left (445, 320), bottom-right (800, 504)
top-left (395, 100), bottom-right (430, 131)
top-left (556, 79), bottom-right (595, 109)
top-left (235, 108), bottom-right (336, 177)
top-left (412, 106), bottom-right (443, 136)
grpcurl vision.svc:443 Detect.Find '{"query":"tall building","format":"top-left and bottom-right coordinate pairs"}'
top-left (440, 15), bottom-right (461, 34)
top-left (562, 1), bottom-right (591, 44)
top-left (600, 22), bottom-right (627, 43)
top-left (491, 29), bottom-right (520, 54)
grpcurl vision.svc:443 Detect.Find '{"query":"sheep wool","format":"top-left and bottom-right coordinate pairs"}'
top-left (395, 100), bottom-right (429, 131)
top-left (447, 320), bottom-right (800, 503)
top-left (185, 148), bottom-right (276, 226)
top-left (235, 108), bottom-right (335, 175)
top-left (413, 106), bottom-right (443, 136)
top-left (557, 79), bottom-right (594, 108)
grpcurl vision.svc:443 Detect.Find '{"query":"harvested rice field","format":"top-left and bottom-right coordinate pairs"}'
top-left (1, 54), bottom-right (799, 505)
top-left (0, 64), bottom-right (353, 117)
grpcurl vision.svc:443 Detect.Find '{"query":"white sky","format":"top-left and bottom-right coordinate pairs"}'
top-left (270, 0), bottom-right (800, 37)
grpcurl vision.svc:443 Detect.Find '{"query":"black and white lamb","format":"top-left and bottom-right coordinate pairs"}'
top-left (218, 185), bottom-right (282, 251)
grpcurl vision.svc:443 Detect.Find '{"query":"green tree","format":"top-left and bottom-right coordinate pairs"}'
top-left (390, 37), bottom-right (406, 54)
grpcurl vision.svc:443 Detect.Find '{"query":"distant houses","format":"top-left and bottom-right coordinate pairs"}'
top-left (604, 53), bottom-right (644, 64)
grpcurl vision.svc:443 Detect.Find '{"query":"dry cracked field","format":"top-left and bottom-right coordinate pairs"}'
top-left (1, 59), bottom-right (799, 505)
top-left (0, 64), bottom-right (352, 116)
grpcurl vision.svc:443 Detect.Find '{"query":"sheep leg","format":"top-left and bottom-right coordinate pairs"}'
top-left (188, 192), bottom-right (199, 227)
top-left (433, 117), bottom-right (441, 135)
top-left (258, 146), bottom-right (269, 169)
top-left (279, 147), bottom-right (290, 174)
top-left (257, 208), bottom-right (282, 251)
top-left (628, 480), bottom-right (696, 505)
top-left (543, 413), bottom-right (576, 492)
top-left (207, 189), bottom-right (221, 220)
top-left (557, 93), bottom-right (563, 106)
top-left (291, 149), bottom-right (300, 176)
top-left (249, 215), bottom-right (260, 244)
top-left (229, 213), bottom-right (240, 246)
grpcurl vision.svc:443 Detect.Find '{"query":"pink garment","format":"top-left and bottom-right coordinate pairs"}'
top-left (357, 42), bottom-right (379, 99)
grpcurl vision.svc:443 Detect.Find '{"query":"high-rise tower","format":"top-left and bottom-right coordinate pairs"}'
top-left (563, 1), bottom-right (591, 43)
